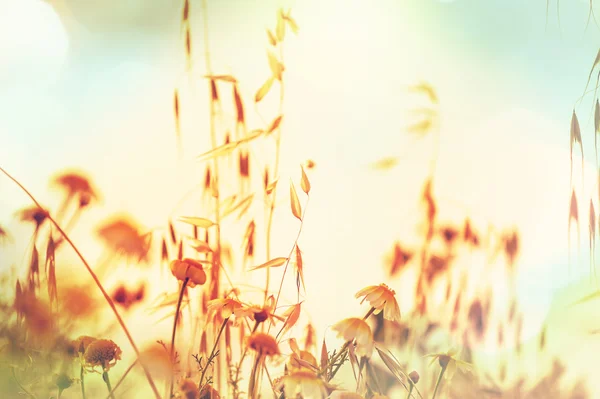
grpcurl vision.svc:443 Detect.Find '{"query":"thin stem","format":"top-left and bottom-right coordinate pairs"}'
top-left (104, 360), bottom-right (138, 399)
top-left (80, 366), bottom-right (86, 399)
top-left (169, 278), bottom-right (189, 399)
top-left (0, 166), bottom-right (161, 399)
top-left (233, 320), bottom-right (259, 392)
top-left (248, 352), bottom-right (263, 399)
top-left (102, 370), bottom-right (115, 399)
top-left (264, 41), bottom-right (286, 304)
top-left (431, 366), bottom-right (447, 399)
top-left (198, 317), bottom-right (229, 390)
top-left (405, 382), bottom-right (414, 399)
top-left (272, 197), bottom-right (309, 314)
top-left (201, 0), bottom-right (224, 390)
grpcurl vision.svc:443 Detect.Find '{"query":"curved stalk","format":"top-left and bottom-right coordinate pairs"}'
top-left (0, 166), bottom-right (161, 399)
top-left (431, 366), bottom-right (447, 399)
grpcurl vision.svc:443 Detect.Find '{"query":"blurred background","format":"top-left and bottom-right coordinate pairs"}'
top-left (1, 0), bottom-right (600, 397)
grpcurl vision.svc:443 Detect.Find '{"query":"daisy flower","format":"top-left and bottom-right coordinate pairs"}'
top-left (331, 317), bottom-right (374, 358)
top-left (425, 347), bottom-right (473, 381)
top-left (355, 284), bottom-right (401, 322)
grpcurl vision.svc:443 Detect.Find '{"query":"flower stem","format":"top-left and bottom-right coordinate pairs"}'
top-left (80, 366), bottom-right (86, 399)
top-left (405, 382), bottom-right (414, 399)
top-left (102, 370), bottom-right (115, 399)
top-left (198, 317), bottom-right (229, 390)
top-left (103, 360), bottom-right (137, 399)
top-left (431, 365), bottom-right (447, 399)
top-left (169, 278), bottom-right (189, 399)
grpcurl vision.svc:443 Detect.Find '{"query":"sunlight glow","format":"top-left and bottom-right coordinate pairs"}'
top-left (0, 0), bottom-right (69, 88)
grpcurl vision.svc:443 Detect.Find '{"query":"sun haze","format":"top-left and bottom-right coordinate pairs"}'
top-left (1, 0), bottom-right (600, 398)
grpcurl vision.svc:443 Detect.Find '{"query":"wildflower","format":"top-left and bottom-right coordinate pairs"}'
top-left (170, 258), bottom-right (207, 287)
top-left (277, 370), bottom-right (330, 399)
top-left (331, 318), bottom-right (374, 358)
top-left (68, 335), bottom-right (97, 357)
top-left (424, 348), bottom-right (473, 381)
top-left (52, 171), bottom-right (99, 207)
top-left (247, 332), bottom-right (281, 397)
top-left (111, 283), bottom-right (145, 310)
top-left (207, 297), bottom-right (245, 319)
top-left (83, 339), bottom-right (122, 371)
top-left (238, 295), bottom-right (285, 326)
top-left (247, 332), bottom-right (280, 357)
top-left (355, 284), bottom-right (401, 322)
top-left (409, 370), bottom-right (420, 384)
top-left (96, 216), bottom-right (150, 262)
top-left (16, 205), bottom-right (49, 227)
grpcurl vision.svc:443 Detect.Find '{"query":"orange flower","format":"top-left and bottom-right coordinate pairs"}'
top-left (247, 332), bottom-right (280, 357)
top-left (96, 216), bottom-right (150, 262)
top-left (276, 370), bottom-right (330, 399)
top-left (83, 339), bottom-right (122, 371)
top-left (52, 171), bottom-right (99, 207)
top-left (16, 205), bottom-right (49, 227)
top-left (170, 258), bottom-right (207, 287)
top-left (237, 295), bottom-right (285, 326)
top-left (355, 283), bottom-right (401, 322)
top-left (331, 318), bottom-right (373, 358)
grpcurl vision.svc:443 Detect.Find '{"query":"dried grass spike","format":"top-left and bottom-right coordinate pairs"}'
top-left (570, 110), bottom-right (584, 187)
top-left (233, 85), bottom-right (245, 124)
top-left (569, 189), bottom-right (580, 270)
top-left (290, 181), bottom-right (302, 221)
top-left (255, 76), bottom-right (274, 102)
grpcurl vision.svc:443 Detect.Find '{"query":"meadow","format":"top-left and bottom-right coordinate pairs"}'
top-left (1, 0), bottom-right (600, 398)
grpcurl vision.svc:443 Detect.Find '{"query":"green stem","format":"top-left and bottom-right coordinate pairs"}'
top-left (104, 360), bottom-right (137, 399)
top-left (169, 278), bottom-right (189, 399)
top-left (102, 370), bottom-right (115, 399)
top-left (198, 317), bottom-right (229, 390)
top-left (406, 382), bottom-right (414, 399)
top-left (80, 366), bottom-right (86, 399)
top-left (431, 366), bottom-right (446, 399)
